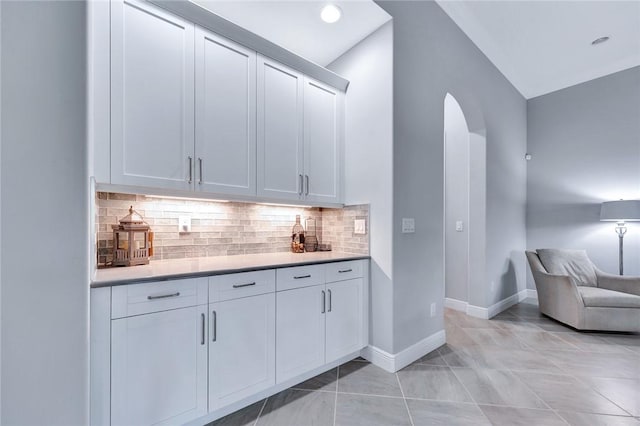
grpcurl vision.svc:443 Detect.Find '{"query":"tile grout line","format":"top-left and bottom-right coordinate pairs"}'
top-left (252, 398), bottom-right (268, 426)
top-left (333, 366), bottom-right (339, 426)
top-left (439, 347), bottom-right (480, 410)
top-left (394, 371), bottom-right (414, 426)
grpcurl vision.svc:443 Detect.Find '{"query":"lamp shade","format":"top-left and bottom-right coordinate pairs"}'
top-left (600, 200), bottom-right (640, 221)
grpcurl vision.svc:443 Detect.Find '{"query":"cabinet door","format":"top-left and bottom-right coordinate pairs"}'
top-left (209, 293), bottom-right (275, 411)
top-left (303, 77), bottom-right (342, 203)
top-left (325, 278), bottom-right (364, 364)
top-left (111, 0), bottom-right (195, 190)
top-left (111, 306), bottom-right (207, 426)
top-left (195, 28), bottom-right (257, 196)
top-left (257, 56), bottom-right (304, 201)
top-left (276, 285), bottom-right (325, 383)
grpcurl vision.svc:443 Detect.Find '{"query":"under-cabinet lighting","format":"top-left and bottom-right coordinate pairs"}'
top-left (144, 195), bottom-right (230, 203)
top-left (259, 202), bottom-right (313, 209)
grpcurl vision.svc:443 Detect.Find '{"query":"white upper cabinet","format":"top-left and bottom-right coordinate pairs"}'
top-left (111, 0), bottom-right (195, 190)
top-left (304, 78), bottom-right (342, 204)
top-left (257, 58), bottom-right (343, 204)
top-left (103, 3), bottom-right (344, 204)
top-left (195, 29), bottom-right (257, 196)
top-left (257, 55), bottom-right (305, 201)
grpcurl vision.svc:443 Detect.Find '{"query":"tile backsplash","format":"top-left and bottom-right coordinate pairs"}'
top-left (96, 192), bottom-right (369, 266)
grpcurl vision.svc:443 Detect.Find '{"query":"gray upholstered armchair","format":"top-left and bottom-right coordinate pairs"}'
top-left (526, 249), bottom-right (640, 332)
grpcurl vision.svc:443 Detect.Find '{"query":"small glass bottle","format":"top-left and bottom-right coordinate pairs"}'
top-left (291, 215), bottom-right (305, 253)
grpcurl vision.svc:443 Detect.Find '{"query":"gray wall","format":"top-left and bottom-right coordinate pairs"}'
top-left (328, 22), bottom-right (395, 353)
top-left (1, 2), bottom-right (89, 424)
top-left (444, 95), bottom-right (470, 302)
top-left (527, 66), bottom-right (640, 285)
top-left (377, 0), bottom-right (527, 352)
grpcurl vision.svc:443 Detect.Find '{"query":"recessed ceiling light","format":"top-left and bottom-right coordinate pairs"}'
top-left (591, 36), bottom-right (610, 46)
top-left (321, 4), bottom-right (342, 24)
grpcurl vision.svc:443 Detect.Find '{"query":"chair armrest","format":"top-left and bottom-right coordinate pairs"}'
top-left (595, 269), bottom-right (640, 296)
top-left (532, 270), bottom-right (584, 327)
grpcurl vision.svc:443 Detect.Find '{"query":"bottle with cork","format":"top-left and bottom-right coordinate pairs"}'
top-left (291, 215), bottom-right (305, 253)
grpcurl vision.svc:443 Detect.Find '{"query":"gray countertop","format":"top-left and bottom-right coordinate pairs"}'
top-left (92, 252), bottom-right (369, 287)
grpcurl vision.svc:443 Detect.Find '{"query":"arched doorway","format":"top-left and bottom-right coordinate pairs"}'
top-left (443, 93), bottom-right (487, 315)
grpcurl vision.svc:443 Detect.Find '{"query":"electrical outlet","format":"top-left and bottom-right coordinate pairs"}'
top-left (354, 219), bottom-right (366, 235)
top-left (402, 218), bottom-right (415, 233)
top-left (178, 216), bottom-right (191, 233)
top-left (455, 221), bottom-right (464, 232)
top-left (430, 303), bottom-right (436, 317)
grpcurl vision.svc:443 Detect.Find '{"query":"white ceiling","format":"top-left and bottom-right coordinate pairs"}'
top-left (192, 0), bottom-right (391, 67)
top-left (436, 0), bottom-right (640, 99)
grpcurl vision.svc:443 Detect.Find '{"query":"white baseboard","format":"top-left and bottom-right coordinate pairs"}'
top-left (466, 304), bottom-right (488, 319)
top-left (444, 297), bottom-right (467, 312)
top-left (525, 289), bottom-right (538, 299)
top-left (460, 289), bottom-right (531, 320)
top-left (362, 330), bottom-right (446, 373)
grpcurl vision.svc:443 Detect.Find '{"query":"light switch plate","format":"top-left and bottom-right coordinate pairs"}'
top-left (354, 219), bottom-right (366, 235)
top-left (455, 221), bottom-right (464, 232)
top-left (402, 218), bottom-right (415, 233)
top-left (179, 216), bottom-right (191, 233)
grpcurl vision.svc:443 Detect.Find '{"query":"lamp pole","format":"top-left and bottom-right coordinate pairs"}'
top-left (615, 221), bottom-right (627, 275)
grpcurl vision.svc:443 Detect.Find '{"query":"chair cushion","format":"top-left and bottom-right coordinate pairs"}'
top-left (537, 249), bottom-right (597, 287)
top-left (578, 286), bottom-right (640, 308)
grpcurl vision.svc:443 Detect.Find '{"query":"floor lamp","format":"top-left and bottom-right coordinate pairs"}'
top-left (600, 200), bottom-right (640, 275)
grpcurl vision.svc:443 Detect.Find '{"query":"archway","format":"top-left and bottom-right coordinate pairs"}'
top-left (443, 93), bottom-right (487, 315)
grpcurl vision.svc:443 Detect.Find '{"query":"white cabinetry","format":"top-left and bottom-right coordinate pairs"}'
top-left (208, 271), bottom-right (276, 410)
top-left (110, 0), bottom-right (195, 191)
top-left (276, 284), bottom-right (326, 383)
top-left (102, 3), bottom-right (345, 204)
top-left (110, 278), bottom-right (208, 426)
top-left (90, 260), bottom-right (366, 426)
top-left (257, 56), bottom-right (305, 201)
top-left (303, 78), bottom-right (342, 204)
top-left (257, 56), bottom-right (343, 204)
top-left (195, 28), bottom-right (257, 196)
top-left (275, 261), bottom-right (364, 384)
top-left (326, 278), bottom-right (364, 363)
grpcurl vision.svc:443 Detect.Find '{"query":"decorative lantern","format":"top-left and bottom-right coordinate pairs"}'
top-left (112, 206), bottom-right (151, 266)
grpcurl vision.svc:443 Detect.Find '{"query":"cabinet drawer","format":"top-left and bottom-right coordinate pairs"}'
top-left (325, 260), bottom-right (364, 283)
top-left (209, 270), bottom-right (275, 303)
top-left (276, 264), bottom-right (325, 291)
top-left (111, 277), bottom-right (208, 319)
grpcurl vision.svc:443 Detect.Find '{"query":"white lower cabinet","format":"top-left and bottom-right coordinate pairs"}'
top-left (92, 260), bottom-right (367, 425)
top-left (111, 305), bottom-right (208, 426)
top-left (326, 278), bottom-right (364, 363)
top-left (275, 284), bottom-right (326, 383)
top-left (209, 292), bottom-right (276, 410)
top-left (275, 263), bottom-right (365, 384)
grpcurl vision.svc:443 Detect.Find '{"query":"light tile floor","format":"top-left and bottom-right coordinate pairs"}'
top-left (210, 299), bottom-right (640, 425)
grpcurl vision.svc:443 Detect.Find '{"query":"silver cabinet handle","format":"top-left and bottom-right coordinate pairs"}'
top-left (338, 269), bottom-right (353, 273)
top-left (198, 157), bottom-right (203, 185)
top-left (305, 175), bottom-right (309, 195)
top-left (188, 157), bottom-right (193, 183)
top-left (294, 274), bottom-right (311, 279)
top-left (147, 292), bottom-right (180, 300)
top-left (328, 289), bottom-right (332, 312)
top-left (201, 313), bottom-right (205, 345)
top-left (232, 282), bottom-right (256, 288)
top-left (298, 174), bottom-right (303, 195)
top-left (212, 310), bottom-right (217, 342)
top-left (321, 290), bottom-right (326, 313)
